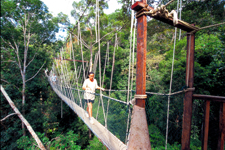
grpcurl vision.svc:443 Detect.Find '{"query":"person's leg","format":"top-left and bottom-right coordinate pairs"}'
top-left (86, 103), bottom-right (89, 114)
top-left (88, 102), bottom-right (93, 118)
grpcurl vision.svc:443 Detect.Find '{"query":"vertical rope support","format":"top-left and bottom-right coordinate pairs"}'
top-left (97, 0), bottom-right (107, 126)
top-left (127, 2), bottom-right (134, 103)
top-left (60, 48), bottom-right (73, 107)
top-left (102, 42), bottom-right (109, 87)
top-left (165, 2), bottom-right (179, 147)
top-left (103, 42), bottom-right (110, 128)
top-left (71, 32), bottom-right (83, 110)
top-left (95, 0), bottom-right (98, 43)
top-left (61, 100), bottom-right (63, 118)
top-left (179, 0), bottom-right (182, 40)
top-left (126, 1), bottom-right (135, 142)
top-left (78, 21), bottom-right (80, 45)
top-left (105, 34), bottom-right (117, 127)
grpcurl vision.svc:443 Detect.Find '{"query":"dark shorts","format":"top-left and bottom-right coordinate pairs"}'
top-left (85, 99), bottom-right (94, 104)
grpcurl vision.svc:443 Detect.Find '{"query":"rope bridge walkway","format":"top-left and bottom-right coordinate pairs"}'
top-left (46, 74), bottom-right (128, 150)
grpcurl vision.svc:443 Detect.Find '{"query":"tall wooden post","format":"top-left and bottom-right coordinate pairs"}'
top-left (218, 102), bottom-right (225, 150)
top-left (202, 100), bottom-right (210, 150)
top-left (182, 33), bottom-right (195, 150)
top-left (128, 1), bottom-right (151, 149)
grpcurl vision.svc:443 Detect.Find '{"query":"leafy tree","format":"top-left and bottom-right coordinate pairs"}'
top-left (1, 0), bottom-right (59, 135)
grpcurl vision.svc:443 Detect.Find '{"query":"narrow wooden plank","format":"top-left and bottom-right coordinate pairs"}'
top-left (202, 100), bottom-right (210, 150)
top-left (50, 83), bottom-right (127, 150)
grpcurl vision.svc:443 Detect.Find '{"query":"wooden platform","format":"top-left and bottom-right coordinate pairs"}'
top-left (50, 83), bottom-right (127, 150)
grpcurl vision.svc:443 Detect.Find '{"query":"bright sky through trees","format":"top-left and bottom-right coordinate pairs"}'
top-left (41, 0), bottom-right (122, 40)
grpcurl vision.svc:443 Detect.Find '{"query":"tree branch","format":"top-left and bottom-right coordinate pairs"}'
top-left (1, 37), bottom-right (15, 50)
top-left (1, 113), bottom-right (17, 122)
top-left (25, 62), bottom-right (46, 83)
top-left (1, 79), bottom-right (20, 91)
top-left (0, 86), bottom-right (46, 150)
top-left (26, 53), bottom-right (37, 67)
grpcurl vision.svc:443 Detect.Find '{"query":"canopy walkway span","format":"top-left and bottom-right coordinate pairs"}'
top-left (47, 75), bottom-right (127, 150)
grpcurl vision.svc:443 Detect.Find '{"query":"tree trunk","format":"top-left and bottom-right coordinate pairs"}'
top-left (22, 73), bottom-right (26, 136)
top-left (1, 85), bottom-right (46, 150)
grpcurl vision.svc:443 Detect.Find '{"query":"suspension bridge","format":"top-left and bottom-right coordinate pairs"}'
top-left (1, 0), bottom-right (225, 150)
top-left (44, 0), bottom-right (225, 149)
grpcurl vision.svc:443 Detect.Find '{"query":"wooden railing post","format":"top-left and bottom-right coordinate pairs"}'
top-left (202, 100), bottom-right (210, 150)
top-left (181, 33), bottom-right (195, 150)
top-left (218, 102), bottom-right (225, 150)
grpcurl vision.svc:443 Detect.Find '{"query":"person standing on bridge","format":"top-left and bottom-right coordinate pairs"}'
top-left (82, 72), bottom-right (105, 124)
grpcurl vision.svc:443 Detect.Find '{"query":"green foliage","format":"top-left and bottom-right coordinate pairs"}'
top-left (86, 136), bottom-right (107, 150)
top-left (17, 131), bottom-right (81, 150)
top-left (149, 124), bottom-right (165, 148)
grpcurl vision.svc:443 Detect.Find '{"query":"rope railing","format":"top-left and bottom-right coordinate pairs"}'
top-left (47, 74), bottom-right (130, 144)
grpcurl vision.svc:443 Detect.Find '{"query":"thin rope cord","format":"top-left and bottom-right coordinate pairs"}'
top-left (126, 16), bottom-right (137, 144)
top-left (127, 6), bottom-right (134, 103)
top-left (71, 33), bottom-right (83, 110)
top-left (60, 49), bottom-right (66, 96)
top-left (109, 33), bottom-right (117, 97)
top-left (59, 49), bottom-right (70, 103)
top-left (93, 52), bottom-right (98, 74)
top-left (61, 49), bottom-right (74, 108)
top-left (102, 42), bottom-right (109, 87)
top-left (165, 27), bottom-right (177, 150)
top-left (78, 21), bottom-right (80, 45)
top-left (95, 0), bottom-right (98, 43)
top-left (165, 1), bottom-right (179, 149)
top-left (61, 51), bottom-right (73, 105)
top-left (125, 3), bottom-right (135, 143)
top-left (80, 30), bottom-right (86, 84)
top-left (64, 60), bottom-right (76, 107)
top-left (131, 18), bottom-right (136, 95)
top-left (125, 0), bottom-right (136, 144)
top-left (179, 0), bottom-right (182, 40)
top-left (96, 96), bottom-right (101, 119)
top-left (105, 34), bottom-right (117, 127)
top-left (59, 50), bottom-right (73, 107)
top-left (103, 42), bottom-right (110, 127)
top-left (97, 2), bottom-right (107, 126)
top-left (63, 47), bottom-right (76, 106)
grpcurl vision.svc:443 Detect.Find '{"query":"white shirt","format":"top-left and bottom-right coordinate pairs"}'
top-left (82, 78), bottom-right (99, 100)
top-left (51, 75), bottom-right (57, 82)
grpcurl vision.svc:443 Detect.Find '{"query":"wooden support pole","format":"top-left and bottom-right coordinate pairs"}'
top-left (218, 102), bottom-right (225, 150)
top-left (181, 33), bottom-right (195, 150)
top-left (202, 100), bottom-right (210, 150)
top-left (128, 1), bottom-right (151, 149)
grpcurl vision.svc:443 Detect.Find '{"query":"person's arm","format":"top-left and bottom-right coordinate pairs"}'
top-left (96, 80), bottom-right (105, 91)
top-left (82, 87), bottom-right (90, 90)
top-left (82, 80), bottom-right (90, 91)
top-left (97, 86), bottom-right (105, 91)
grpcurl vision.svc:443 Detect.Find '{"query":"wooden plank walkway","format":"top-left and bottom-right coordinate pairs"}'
top-left (50, 83), bottom-right (127, 150)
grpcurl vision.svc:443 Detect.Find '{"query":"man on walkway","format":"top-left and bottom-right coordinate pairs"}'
top-left (82, 72), bottom-right (104, 124)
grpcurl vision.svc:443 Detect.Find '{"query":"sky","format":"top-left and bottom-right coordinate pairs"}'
top-left (41, 0), bottom-right (122, 40)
